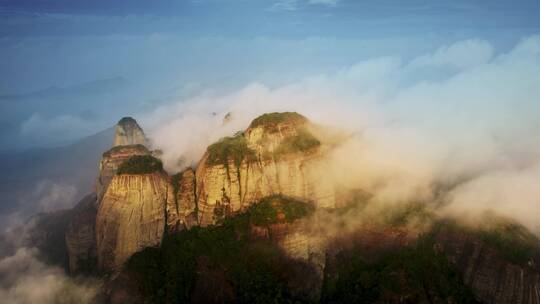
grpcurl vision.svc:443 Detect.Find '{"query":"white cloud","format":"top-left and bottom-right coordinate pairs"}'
top-left (409, 39), bottom-right (494, 70)
top-left (308, 0), bottom-right (339, 6)
top-left (269, 0), bottom-right (339, 11)
top-left (268, 0), bottom-right (299, 11)
top-left (0, 248), bottom-right (99, 304)
top-left (142, 35), bottom-right (540, 235)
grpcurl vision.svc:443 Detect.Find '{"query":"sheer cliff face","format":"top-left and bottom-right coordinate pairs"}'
top-left (167, 168), bottom-right (197, 231)
top-left (93, 113), bottom-right (336, 271)
top-left (96, 173), bottom-right (170, 271)
top-left (60, 113), bottom-right (540, 303)
top-left (113, 117), bottom-right (147, 147)
top-left (96, 145), bottom-right (150, 200)
top-left (195, 113), bottom-right (336, 226)
top-left (437, 229), bottom-right (540, 304)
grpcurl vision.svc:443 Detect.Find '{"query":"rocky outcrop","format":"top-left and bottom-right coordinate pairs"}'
top-left (437, 229), bottom-right (540, 304)
top-left (167, 168), bottom-right (198, 231)
top-left (97, 117), bottom-right (150, 200)
top-left (195, 112), bottom-right (336, 226)
top-left (65, 193), bottom-right (98, 274)
top-left (67, 118), bottom-right (150, 274)
top-left (113, 117), bottom-right (147, 147)
top-left (96, 172), bottom-right (170, 271)
top-left (96, 145), bottom-right (150, 201)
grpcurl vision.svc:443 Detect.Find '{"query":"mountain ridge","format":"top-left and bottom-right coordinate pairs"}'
top-left (17, 112), bottom-right (540, 304)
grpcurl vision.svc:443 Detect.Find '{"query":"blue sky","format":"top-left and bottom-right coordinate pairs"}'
top-left (0, 0), bottom-right (539, 149)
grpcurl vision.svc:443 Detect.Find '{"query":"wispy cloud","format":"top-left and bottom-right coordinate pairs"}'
top-left (308, 0), bottom-right (339, 6)
top-left (269, 0), bottom-right (340, 11)
top-left (0, 247), bottom-right (99, 304)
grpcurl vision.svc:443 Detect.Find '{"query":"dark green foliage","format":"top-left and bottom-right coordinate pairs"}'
top-left (250, 195), bottom-right (315, 226)
top-left (383, 202), bottom-right (434, 227)
top-left (206, 134), bottom-right (256, 168)
top-left (102, 144), bottom-right (148, 157)
top-left (321, 233), bottom-right (478, 303)
top-left (274, 129), bottom-right (320, 156)
top-left (118, 117), bottom-right (137, 125)
top-left (171, 172), bottom-right (182, 197)
top-left (117, 155), bottom-right (163, 175)
top-left (125, 196), bottom-right (314, 303)
top-left (249, 112), bottom-right (307, 131)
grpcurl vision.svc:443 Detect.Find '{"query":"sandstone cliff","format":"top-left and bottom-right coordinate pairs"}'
top-left (113, 117), bottom-right (147, 147)
top-left (96, 172), bottom-right (170, 271)
top-left (167, 168), bottom-right (198, 231)
top-left (195, 112), bottom-right (336, 226)
top-left (66, 118), bottom-right (152, 274)
top-left (96, 144), bottom-right (150, 201)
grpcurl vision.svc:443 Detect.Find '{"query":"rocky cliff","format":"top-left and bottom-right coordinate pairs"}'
top-left (96, 172), bottom-right (170, 271)
top-left (437, 226), bottom-right (540, 304)
top-left (52, 112), bottom-right (540, 304)
top-left (66, 118), bottom-right (152, 274)
top-left (195, 112), bottom-right (336, 226)
top-left (96, 144), bottom-right (150, 201)
top-left (94, 113), bottom-right (335, 271)
top-left (168, 168), bottom-right (197, 231)
top-left (113, 117), bottom-right (147, 147)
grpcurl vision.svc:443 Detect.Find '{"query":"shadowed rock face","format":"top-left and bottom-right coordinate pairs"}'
top-left (437, 229), bottom-right (540, 304)
top-left (65, 193), bottom-right (98, 275)
top-left (113, 117), bottom-right (147, 147)
top-left (167, 168), bottom-right (197, 232)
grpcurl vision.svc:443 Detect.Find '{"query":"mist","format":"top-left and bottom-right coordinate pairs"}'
top-left (0, 248), bottom-right (99, 304)
top-left (142, 36), bottom-right (540, 235)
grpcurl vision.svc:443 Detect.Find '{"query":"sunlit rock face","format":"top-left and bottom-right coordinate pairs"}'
top-left (113, 117), bottom-right (147, 147)
top-left (96, 172), bottom-right (170, 272)
top-left (195, 112), bottom-right (337, 226)
top-left (97, 117), bottom-right (150, 201)
top-left (96, 145), bottom-right (150, 201)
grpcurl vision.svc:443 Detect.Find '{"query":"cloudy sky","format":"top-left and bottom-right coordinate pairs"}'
top-left (0, 0), bottom-right (539, 149)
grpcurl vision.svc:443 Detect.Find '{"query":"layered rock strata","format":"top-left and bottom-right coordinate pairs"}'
top-left (196, 112), bottom-right (336, 226)
top-left (96, 172), bottom-right (170, 271)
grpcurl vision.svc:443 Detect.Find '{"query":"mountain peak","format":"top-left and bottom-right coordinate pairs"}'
top-left (114, 117), bottom-right (147, 147)
top-left (248, 112), bottom-right (307, 131)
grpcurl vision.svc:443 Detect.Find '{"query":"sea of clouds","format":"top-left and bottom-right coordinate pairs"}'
top-left (143, 36), bottom-right (540, 235)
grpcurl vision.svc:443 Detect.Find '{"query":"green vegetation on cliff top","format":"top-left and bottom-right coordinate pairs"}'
top-left (206, 133), bottom-right (256, 167)
top-left (102, 144), bottom-right (148, 157)
top-left (117, 155), bottom-right (163, 175)
top-left (274, 128), bottom-right (320, 156)
top-left (249, 112), bottom-right (307, 130)
top-left (250, 195), bottom-right (315, 226)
